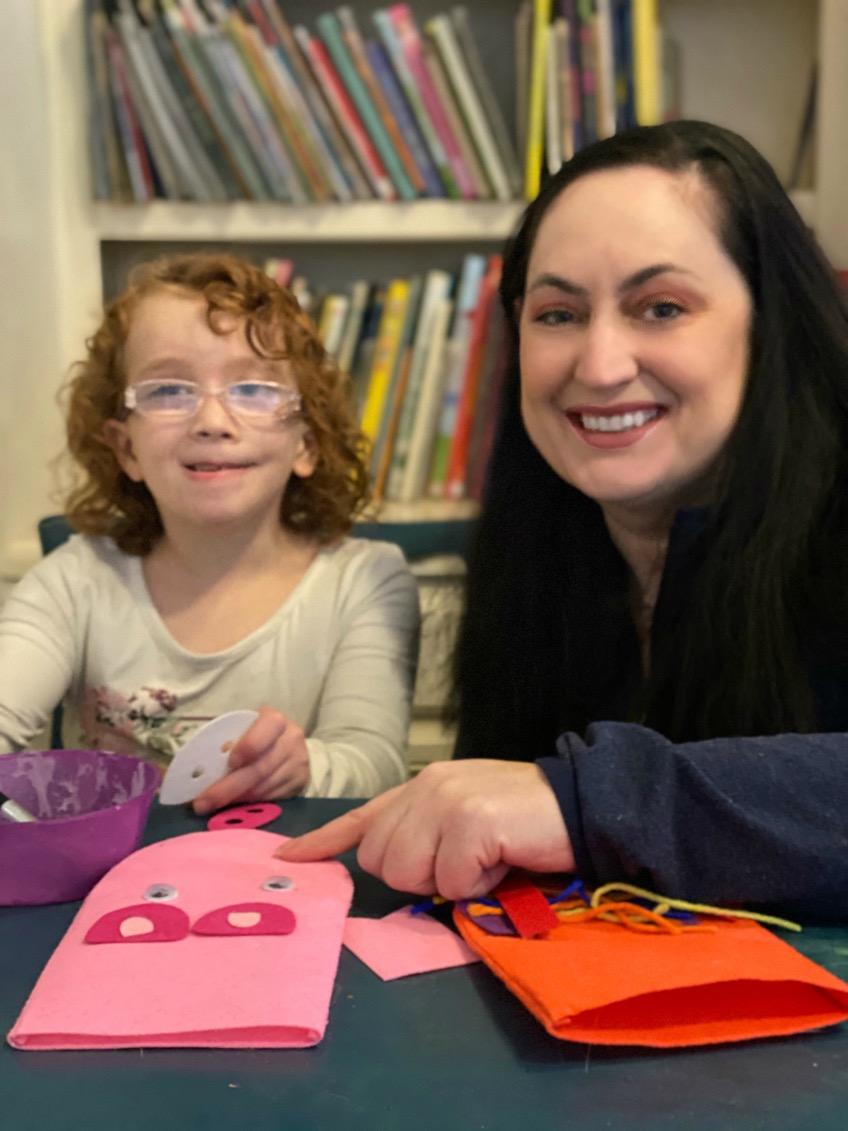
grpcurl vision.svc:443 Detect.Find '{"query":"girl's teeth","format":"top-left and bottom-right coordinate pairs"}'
top-left (580, 409), bottom-right (659, 432)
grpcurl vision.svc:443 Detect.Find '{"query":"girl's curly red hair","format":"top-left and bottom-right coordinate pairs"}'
top-left (61, 253), bottom-right (371, 555)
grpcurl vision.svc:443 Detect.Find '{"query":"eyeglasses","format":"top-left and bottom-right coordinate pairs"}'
top-left (123, 380), bottom-right (302, 420)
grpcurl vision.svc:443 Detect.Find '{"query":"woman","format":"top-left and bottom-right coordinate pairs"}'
top-left (278, 121), bottom-right (848, 916)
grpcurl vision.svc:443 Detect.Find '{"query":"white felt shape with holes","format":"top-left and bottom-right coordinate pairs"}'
top-left (159, 711), bottom-right (259, 804)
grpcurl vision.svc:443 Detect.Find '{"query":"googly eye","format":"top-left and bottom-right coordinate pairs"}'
top-left (143, 883), bottom-right (179, 902)
top-left (261, 876), bottom-right (295, 893)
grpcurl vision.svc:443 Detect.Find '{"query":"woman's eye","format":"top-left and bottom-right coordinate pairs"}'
top-left (639, 300), bottom-right (685, 322)
top-left (534, 308), bottom-right (577, 327)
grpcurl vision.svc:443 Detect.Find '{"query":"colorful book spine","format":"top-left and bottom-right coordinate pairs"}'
top-left (632, 0), bottom-right (660, 125)
top-left (336, 280), bottom-right (373, 375)
top-left (386, 4), bottom-right (477, 199)
top-left (258, 0), bottom-right (371, 200)
top-left (426, 14), bottom-right (512, 202)
top-left (317, 12), bottom-right (416, 200)
top-left (524, 0), bottom-right (551, 199)
top-left (361, 278), bottom-right (412, 443)
top-left (105, 24), bottom-right (156, 200)
top-left (371, 8), bottom-right (458, 198)
top-left (386, 268), bottom-right (454, 500)
top-left (577, 0), bottom-right (598, 147)
top-left (372, 275), bottom-right (423, 487)
top-left (444, 254), bottom-right (502, 498)
top-left (560, 0), bottom-right (584, 151)
top-left (365, 38), bottom-right (445, 198)
top-left (400, 297), bottom-right (454, 503)
top-left (336, 6), bottom-right (426, 196)
top-left (294, 25), bottom-right (395, 200)
top-left (421, 35), bottom-right (491, 199)
top-left (450, 6), bottom-right (522, 198)
top-left (594, 0), bottom-right (618, 138)
top-left (427, 253), bottom-right (487, 495)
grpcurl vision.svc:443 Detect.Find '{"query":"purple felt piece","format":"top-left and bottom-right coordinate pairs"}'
top-left (0, 750), bottom-right (160, 907)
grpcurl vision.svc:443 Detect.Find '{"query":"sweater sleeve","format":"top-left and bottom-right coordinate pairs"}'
top-left (303, 546), bottom-right (421, 799)
top-left (537, 722), bottom-right (848, 918)
top-left (0, 552), bottom-right (80, 752)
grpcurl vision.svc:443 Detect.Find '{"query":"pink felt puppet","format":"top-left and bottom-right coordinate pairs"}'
top-left (8, 829), bottom-right (352, 1050)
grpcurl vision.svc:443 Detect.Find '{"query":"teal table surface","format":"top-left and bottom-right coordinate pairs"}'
top-left (3, 799), bottom-right (848, 1131)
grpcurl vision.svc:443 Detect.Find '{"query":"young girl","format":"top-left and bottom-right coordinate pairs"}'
top-left (0, 253), bottom-right (420, 809)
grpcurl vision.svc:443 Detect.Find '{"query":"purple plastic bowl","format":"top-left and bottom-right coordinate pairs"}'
top-left (0, 749), bottom-right (160, 906)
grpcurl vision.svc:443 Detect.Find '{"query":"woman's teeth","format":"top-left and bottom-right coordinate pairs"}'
top-left (579, 409), bottom-right (660, 433)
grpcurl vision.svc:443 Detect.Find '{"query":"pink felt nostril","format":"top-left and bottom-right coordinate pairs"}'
top-left (191, 901), bottom-right (296, 936)
top-left (207, 803), bottom-right (282, 831)
top-left (85, 903), bottom-right (190, 944)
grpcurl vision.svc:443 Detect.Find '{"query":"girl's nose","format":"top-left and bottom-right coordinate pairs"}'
top-left (189, 389), bottom-right (240, 437)
top-left (573, 317), bottom-right (639, 389)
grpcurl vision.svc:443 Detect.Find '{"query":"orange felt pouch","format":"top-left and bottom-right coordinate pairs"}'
top-left (454, 907), bottom-right (848, 1048)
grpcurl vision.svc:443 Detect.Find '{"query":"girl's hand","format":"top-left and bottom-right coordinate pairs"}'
top-left (273, 760), bottom-right (575, 900)
top-left (192, 707), bottom-right (310, 814)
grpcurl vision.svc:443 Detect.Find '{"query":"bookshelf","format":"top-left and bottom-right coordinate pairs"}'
top-left (2, 0), bottom-right (848, 585)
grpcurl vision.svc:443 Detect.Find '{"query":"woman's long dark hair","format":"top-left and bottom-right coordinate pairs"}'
top-left (455, 120), bottom-right (848, 759)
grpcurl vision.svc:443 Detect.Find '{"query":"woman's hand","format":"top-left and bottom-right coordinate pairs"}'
top-left (274, 759), bottom-right (575, 900)
top-left (193, 707), bottom-right (310, 814)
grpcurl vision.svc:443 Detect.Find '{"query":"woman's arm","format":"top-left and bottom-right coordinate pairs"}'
top-left (540, 722), bottom-right (848, 916)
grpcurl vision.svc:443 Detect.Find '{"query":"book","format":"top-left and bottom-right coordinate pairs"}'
top-left (146, 1), bottom-right (243, 199)
top-left (336, 279), bottom-right (373, 376)
top-left (351, 287), bottom-right (385, 409)
top-left (336, 7), bottom-right (426, 196)
top-left (444, 254), bottom-right (502, 498)
top-left (450, 6), bottom-right (523, 197)
top-left (364, 38), bottom-right (445, 198)
top-left (372, 275), bottom-right (423, 487)
top-left (104, 22), bottom-right (156, 201)
top-left (594, 0), bottom-right (617, 139)
top-left (426, 14), bottom-right (513, 202)
top-left (386, 4), bottom-right (477, 199)
top-left (421, 34), bottom-right (491, 199)
top-left (294, 25), bottom-right (395, 201)
top-left (120, 0), bottom-right (230, 201)
top-left (632, 0), bottom-right (660, 126)
top-left (371, 9), bottom-right (458, 198)
top-left (386, 268), bottom-right (454, 501)
top-left (465, 305), bottom-right (508, 501)
top-left (427, 253), bottom-right (487, 495)
top-left (317, 293), bottom-right (352, 357)
top-left (561, 0), bottom-right (584, 151)
top-left (577, 0), bottom-right (597, 147)
top-left (611, 0), bottom-right (635, 131)
top-left (230, 10), bottom-right (327, 202)
top-left (515, 0), bottom-right (533, 165)
top-left (160, 0), bottom-right (267, 199)
top-left (317, 12), bottom-right (416, 200)
top-left (84, 0), bottom-right (131, 200)
top-left (545, 16), bottom-right (563, 175)
top-left (553, 17), bottom-right (574, 163)
top-left (397, 296), bottom-right (454, 503)
top-left (360, 278), bottom-right (413, 443)
top-left (524, 0), bottom-right (551, 199)
top-left (257, 0), bottom-right (371, 200)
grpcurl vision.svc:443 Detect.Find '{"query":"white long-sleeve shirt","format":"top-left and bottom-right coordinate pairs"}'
top-left (0, 534), bottom-right (420, 798)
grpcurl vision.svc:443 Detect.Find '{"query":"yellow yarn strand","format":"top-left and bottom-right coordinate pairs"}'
top-left (590, 882), bottom-right (802, 934)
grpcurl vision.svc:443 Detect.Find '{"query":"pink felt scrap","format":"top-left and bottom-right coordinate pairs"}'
top-left (343, 906), bottom-right (480, 981)
top-left (7, 829), bottom-right (352, 1050)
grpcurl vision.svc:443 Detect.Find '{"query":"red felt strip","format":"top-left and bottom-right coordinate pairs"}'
top-left (191, 902), bottom-right (296, 937)
top-left (494, 877), bottom-right (559, 939)
top-left (85, 903), bottom-right (190, 944)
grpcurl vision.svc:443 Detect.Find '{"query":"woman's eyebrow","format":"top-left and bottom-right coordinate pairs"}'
top-left (526, 263), bottom-right (695, 297)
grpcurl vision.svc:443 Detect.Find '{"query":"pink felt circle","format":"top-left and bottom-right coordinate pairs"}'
top-left (206, 803), bottom-right (282, 831)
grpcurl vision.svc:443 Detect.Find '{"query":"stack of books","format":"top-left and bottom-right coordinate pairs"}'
top-left (84, 1), bottom-right (668, 205)
top-left (266, 254), bottom-right (507, 504)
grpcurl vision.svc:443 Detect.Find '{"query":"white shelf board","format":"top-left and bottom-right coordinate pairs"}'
top-left (92, 200), bottom-right (526, 243)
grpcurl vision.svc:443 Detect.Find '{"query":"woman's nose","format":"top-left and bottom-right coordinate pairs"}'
top-left (573, 317), bottom-right (639, 389)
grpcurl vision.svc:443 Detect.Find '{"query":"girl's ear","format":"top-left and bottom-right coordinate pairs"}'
top-left (292, 427), bottom-right (318, 479)
top-left (102, 419), bottom-right (144, 483)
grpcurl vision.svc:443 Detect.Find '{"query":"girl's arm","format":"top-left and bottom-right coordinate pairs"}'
top-left (540, 722), bottom-right (848, 917)
top-left (0, 561), bottom-right (77, 751)
top-left (303, 547), bottom-right (420, 798)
